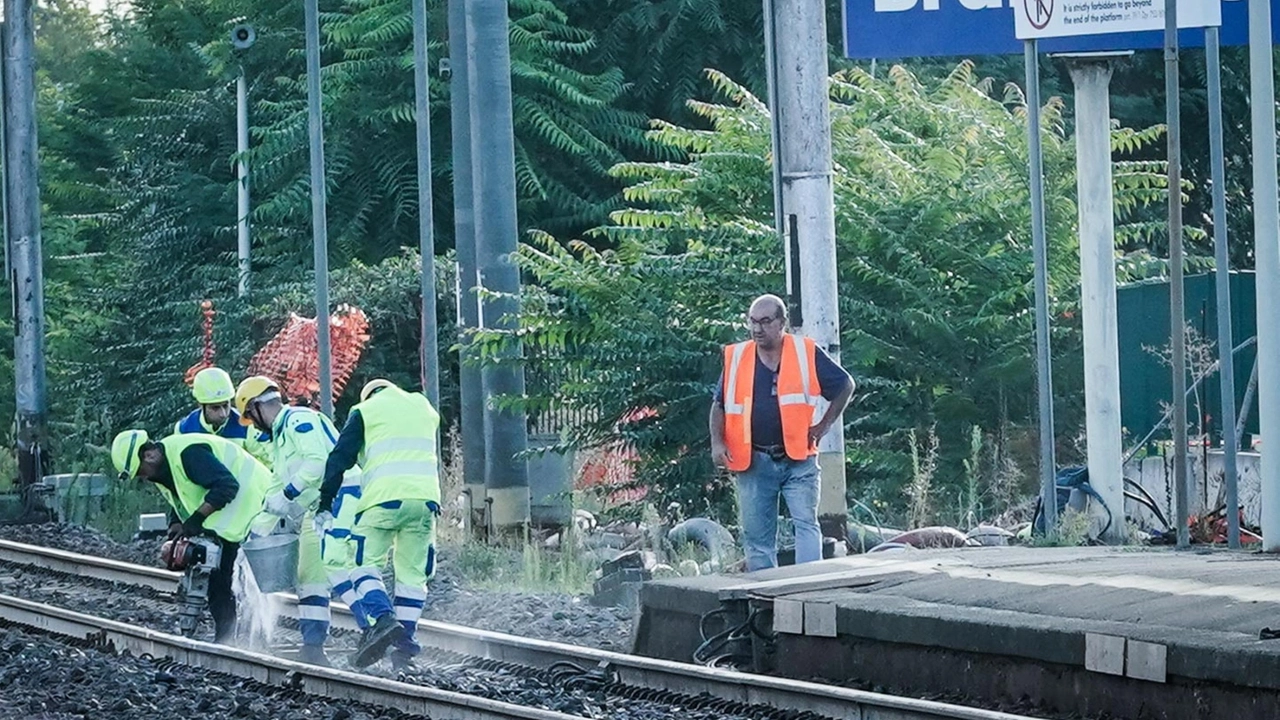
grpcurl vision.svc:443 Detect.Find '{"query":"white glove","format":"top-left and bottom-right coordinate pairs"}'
top-left (313, 510), bottom-right (334, 536)
top-left (265, 491), bottom-right (305, 521)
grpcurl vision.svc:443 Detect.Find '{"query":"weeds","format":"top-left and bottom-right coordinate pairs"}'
top-left (445, 533), bottom-right (596, 594)
top-left (960, 425), bottom-right (984, 528)
top-left (907, 426), bottom-right (939, 528)
top-left (98, 480), bottom-right (167, 541)
top-left (1027, 507), bottom-right (1093, 547)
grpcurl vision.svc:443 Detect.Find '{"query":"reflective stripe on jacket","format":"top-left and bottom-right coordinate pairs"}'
top-left (353, 386), bottom-right (440, 514)
top-left (271, 406), bottom-right (361, 510)
top-left (721, 333), bottom-right (821, 472)
top-left (157, 434), bottom-right (271, 543)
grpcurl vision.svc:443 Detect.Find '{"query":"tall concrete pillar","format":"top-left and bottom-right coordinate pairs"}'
top-left (447, 0), bottom-right (488, 534)
top-left (1068, 58), bottom-right (1126, 543)
top-left (1246, 0), bottom-right (1280, 551)
top-left (766, 0), bottom-right (847, 539)
top-left (3, 0), bottom-right (50, 492)
top-left (466, 0), bottom-right (530, 533)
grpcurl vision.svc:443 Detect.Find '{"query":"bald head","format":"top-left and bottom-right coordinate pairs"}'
top-left (747, 294), bottom-right (787, 349)
top-left (749, 295), bottom-right (786, 322)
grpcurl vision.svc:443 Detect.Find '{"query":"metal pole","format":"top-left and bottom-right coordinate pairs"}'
top-left (762, 0), bottom-right (788, 311)
top-left (304, 0), bottom-right (333, 416)
top-left (448, 0), bottom-right (488, 532)
top-left (769, 0), bottom-right (848, 541)
top-left (467, 0), bottom-right (530, 532)
top-left (1025, 40), bottom-right (1058, 536)
top-left (2, 0), bottom-right (48, 492)
top-left (1, 21), bottom-right (10, 282)
top-left (1206, 26), bottom-right (1239, 548)
top-left (1166, 0), bottom-right (1189, 549)
top-left (1238, 355), bottom-right (1259, 442)
top-left (411, 0), bottom-right (440, 410)
top-left (236, 69), bottom-right (251, 298)
top-left (1249, 0), bottom-right (1280, 552)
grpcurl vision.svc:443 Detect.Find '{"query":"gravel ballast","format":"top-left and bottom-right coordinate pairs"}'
top-left (0, 624), bottom-right (418, 720)
top-left (0, 523), bottom-right (635, 651)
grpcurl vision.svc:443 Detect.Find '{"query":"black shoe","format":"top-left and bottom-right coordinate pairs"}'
top-left (298, 644), bottom-right (331, 667)
top-left (389, 648), bottom-right (415, 672)
top-left (351, 615), bottom-right (405, 669)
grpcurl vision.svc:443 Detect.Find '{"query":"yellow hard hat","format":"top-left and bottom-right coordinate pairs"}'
top-left (191, 367), bottom-right (235, 405)
top-left (234, 375), bottom-right (280, 426)
top-left (360, 378), bottom-right (397, 402)
top-left (111, 429), bottom-right (150, 480)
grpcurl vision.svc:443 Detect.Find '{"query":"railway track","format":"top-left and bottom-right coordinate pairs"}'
top-left (0, 538), bottom-right (1047, 720)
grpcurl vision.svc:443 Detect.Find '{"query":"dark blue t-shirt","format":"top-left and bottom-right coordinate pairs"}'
top-left (713, 345), bottom-right (851, 447)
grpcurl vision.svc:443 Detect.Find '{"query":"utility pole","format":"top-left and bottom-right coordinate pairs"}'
top-left (304, 0), bottom-right (334, 416)
top-left (236, 67), bottom-right (250, 298)
top-left (763, 0), bottom-right (847, 540)
top-left (448, 0), bottom-right (488, 533)
top-left (1205, 27), bottom-right (1239, 549)
top-left (1248, 0), bottom-right (1280, 551)
top-left (1066, 56), bottom-right (1126, 543)
top-left (411, 0), bottom-right (440, 410)
top-left (466, 0), bottom-right (530, 532)
top-left (3, 0), bottom-right (49, 492)
top-left (1166, 0), bottom-right (1189, 549)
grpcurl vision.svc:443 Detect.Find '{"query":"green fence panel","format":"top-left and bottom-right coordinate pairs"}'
top-left (1116, 271), bottom-right (1258, 453)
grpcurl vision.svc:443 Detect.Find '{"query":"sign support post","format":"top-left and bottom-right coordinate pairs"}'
top-left (1024, 39), bottom-right (1058, 536)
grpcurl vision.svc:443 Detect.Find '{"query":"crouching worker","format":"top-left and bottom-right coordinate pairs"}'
top-left (235, 375), bottom-right (371, 666)
top-left (317, 379), bottom-right (441, 669)
top-left (111, 429), bottom-right (270, 643)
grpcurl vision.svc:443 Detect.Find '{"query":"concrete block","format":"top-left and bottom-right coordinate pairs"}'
top-left (804, 602), bottom-right (837, 638)
top-left (1085, 633), bottom-right (1125, 676)
top-left (1126, 640), bottom-right (1168, 683)
top-left (774, 599), bottom-right (804, 635)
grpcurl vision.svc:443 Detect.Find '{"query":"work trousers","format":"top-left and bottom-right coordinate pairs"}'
top-left (351, 500), bottom-right (439, 655)
top-left (322, 485), bottom-right (372, 630)
top-left (208, 539), bottom-right (240, 643)
top-left (295, 512), bottom-right (332, 646)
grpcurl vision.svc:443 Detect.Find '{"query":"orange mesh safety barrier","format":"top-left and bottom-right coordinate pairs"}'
top-left (247, 304), bottom-right (371, 408)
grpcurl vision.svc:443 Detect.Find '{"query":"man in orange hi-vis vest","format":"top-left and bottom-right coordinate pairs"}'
top-left (711, 294), bottom-right (854, 571)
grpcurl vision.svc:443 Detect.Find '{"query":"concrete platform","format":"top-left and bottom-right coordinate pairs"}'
top-left (635, 546), bottom-right (1280, 719)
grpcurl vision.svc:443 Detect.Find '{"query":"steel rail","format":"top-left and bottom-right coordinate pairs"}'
top-left (0, 538), bottom-right (1046, 720)
top-left (0, 593), bottom-right (579, 720)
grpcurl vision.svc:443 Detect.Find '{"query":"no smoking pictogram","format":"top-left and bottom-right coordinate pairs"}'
top-left (1023, 0), bottom-right (1054, 30)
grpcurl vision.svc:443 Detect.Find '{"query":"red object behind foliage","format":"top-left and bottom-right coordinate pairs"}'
top-left (576, 407), bottom-right (656, 508)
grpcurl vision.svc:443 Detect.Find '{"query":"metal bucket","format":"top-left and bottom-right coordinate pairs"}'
top-left (241, 533), bottom-right (299, 593)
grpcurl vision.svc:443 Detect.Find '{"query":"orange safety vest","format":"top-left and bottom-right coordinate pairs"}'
top-left (721, 333), bottom-right (822, 472)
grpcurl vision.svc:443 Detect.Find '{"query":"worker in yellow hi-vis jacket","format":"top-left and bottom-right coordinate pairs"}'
top-left (316, 378), bottom-right (440, 670)
top-left (235, 376), bottom-right (369, 667)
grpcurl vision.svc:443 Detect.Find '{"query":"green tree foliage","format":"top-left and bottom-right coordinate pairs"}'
top-left (556, 0), bottom-right (849, 123)
top-left (478, 63), bottom-right (1176, 526)
top-left (25, 0), bottom-right (653, 460)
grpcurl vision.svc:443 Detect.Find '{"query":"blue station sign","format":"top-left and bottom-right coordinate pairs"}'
top-left (844, 0), bottom-right (1276, 58)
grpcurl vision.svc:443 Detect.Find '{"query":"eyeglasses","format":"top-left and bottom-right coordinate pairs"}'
top-left (746, 316), bottom-right (782, 330)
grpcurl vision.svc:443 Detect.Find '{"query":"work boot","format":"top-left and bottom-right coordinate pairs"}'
top-left (389, 648), bottom-right (415, 673)
top-left (351, 615), bottom-right (405, 669)
top-left (297, 644), bottom-right (331, 667)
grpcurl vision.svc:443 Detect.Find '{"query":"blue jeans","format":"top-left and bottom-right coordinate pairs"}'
top-left (735, 451), bottom-right (822, 572)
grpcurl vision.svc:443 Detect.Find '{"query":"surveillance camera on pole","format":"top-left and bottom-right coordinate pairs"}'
top-left (231, 24), bottom-right (256, 51)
